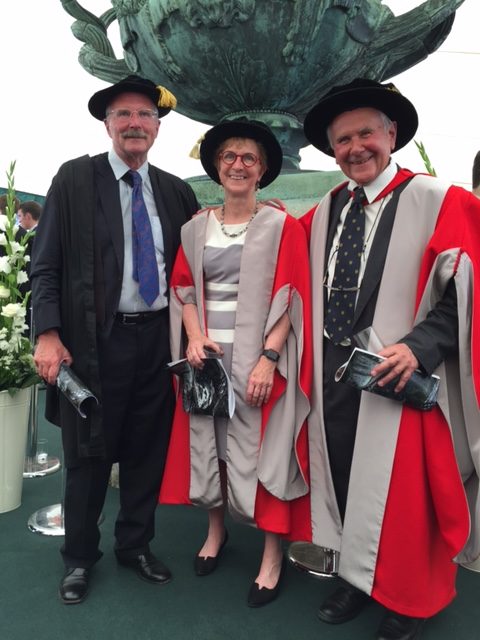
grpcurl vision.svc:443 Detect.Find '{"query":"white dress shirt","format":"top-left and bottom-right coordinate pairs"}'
top-left (108, 149), bottom-right (168, 312)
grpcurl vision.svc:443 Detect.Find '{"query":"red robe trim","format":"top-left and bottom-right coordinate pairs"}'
top-left (160, 209), bottom-right (312, 541)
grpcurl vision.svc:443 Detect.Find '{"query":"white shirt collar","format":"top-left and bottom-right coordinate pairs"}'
top-left (348, 160), bottom-right (397, 204)
top-left (108, 149), bottom-right (149, 182)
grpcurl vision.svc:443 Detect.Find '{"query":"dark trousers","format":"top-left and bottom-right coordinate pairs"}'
top-left (323, 338), bottom-right (361, 522)
top-left (61, 311), bottom-right (174, 568)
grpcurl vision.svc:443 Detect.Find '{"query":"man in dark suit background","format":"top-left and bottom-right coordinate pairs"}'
top-left (300, 79), bottom-right (480, 640)
top-left (17, 200), bottom-right (42, 333)
top-left (31, 76), bottom-right (199, 604)
top-left (17, 200), bottom-right (42, 233)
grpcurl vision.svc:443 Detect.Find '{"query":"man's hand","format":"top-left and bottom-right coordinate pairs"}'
top-left (370, 343), bottom-right (419, 393)
top-left (34, 330), bottom-right (73, 385)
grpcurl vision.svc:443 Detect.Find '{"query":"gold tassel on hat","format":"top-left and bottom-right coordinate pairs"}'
top-left (386, 82), bottom-right (400, 94)
top-left (189, 134), bottom-right (205, 159)
top-left (156, 85), bottom-right (177, 110)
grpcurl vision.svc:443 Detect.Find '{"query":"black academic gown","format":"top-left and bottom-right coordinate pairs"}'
top-left (31, 152), bottom-right (199, 464)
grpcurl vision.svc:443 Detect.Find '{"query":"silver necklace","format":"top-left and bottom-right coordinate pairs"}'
top-left (220, 203), bottom-right (258, 238)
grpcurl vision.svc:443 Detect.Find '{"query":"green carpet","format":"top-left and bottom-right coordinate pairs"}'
top-left (0, 389), bottom-right (478, 640)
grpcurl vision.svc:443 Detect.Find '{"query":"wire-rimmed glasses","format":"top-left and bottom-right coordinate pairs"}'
top-left (106, 108), bottom-right (159, 122)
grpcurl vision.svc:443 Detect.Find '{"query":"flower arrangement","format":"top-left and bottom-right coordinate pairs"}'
top-left (0, 162), bottom-right (39, 393)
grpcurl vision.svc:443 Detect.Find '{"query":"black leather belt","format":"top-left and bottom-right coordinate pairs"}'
top-left (115, 308), bottom-right (168, 325)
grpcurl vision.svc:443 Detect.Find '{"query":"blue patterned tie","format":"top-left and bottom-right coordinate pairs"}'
top-left (325, 186), bottom-right (366, 345)
top-left (126, 170), bottom-right (160, 307)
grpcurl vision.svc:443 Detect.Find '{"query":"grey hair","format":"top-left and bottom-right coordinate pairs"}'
top-left (326, 110), bottom-right (394, 149)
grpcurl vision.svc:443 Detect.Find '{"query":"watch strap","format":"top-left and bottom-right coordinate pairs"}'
top-left (262, 348), bottom-right (280, 362)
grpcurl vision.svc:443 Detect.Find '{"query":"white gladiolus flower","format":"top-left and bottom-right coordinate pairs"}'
top-left (0, 256), bottom-right (11, 274)
top-left (1, 303), bottom-right (22, 318)
top-left (17, 271), bottom-right (29, 285)
top-left (0, 165), bottom-right (39, 391)
top-left (10, 241), bottom-right (24, 255)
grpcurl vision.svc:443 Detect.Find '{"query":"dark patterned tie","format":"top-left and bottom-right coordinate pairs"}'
top-left (325, 186), bottom-right (366, 345)
top-left (127, 170), bottom-right (160, 307)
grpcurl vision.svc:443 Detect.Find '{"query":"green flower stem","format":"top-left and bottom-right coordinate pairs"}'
top-left (414, 141), bottom-right (437, 177)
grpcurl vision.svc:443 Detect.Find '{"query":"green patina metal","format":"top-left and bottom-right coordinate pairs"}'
top-left (59, 0), bottom-right (464, 204)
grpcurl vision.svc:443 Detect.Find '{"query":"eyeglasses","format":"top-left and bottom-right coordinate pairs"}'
top-left (218, 151), bottom-right (259, 167)
top-left (106, 108), bottom-right (159, 122)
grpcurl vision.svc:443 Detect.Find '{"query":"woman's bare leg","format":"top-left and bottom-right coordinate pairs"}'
top-left (198, 460), bottom-right (227, 558)
top-left (255, 531), bottom-right (283, 589)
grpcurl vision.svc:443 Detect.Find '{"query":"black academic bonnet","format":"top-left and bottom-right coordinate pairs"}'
top-left (88, 75), bottom-right (177, 121)
top-left (303, 78), bottom-right (418, 156)
top-left (199, 118), bottom-right (283, 188)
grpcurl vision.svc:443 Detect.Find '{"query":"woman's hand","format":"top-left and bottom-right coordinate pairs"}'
top-left (246, 356), bottom-right (276, 407)
top-left (185, 335), bottom-right (223, 368)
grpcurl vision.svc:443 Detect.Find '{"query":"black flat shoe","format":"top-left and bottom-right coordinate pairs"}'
top-left (116, 551), bottom-right (172, 584)
top-left (376, 611), bottom-right (426, 640)
top-left (59, 568), bottom-right (90, 604)
top-left (247, 558), bottom-right (285, 608)
top-left (194, 529), bottom-right (229, 576)
top-left (317, 584), bottom-right (370, 624)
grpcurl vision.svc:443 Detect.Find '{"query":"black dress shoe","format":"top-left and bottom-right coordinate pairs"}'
top-left (377, 611), bottom-right (425, 640)
top-left (247, 558), bottom-right (285, 608)
top-left (59, 568), bottom-right (90, 604)
top-left (117, 551), bottom-right (172, 584)
top-left (194, 529), bottom-right (229, 576)
top-left (317, 584), bottom-right (370, 624)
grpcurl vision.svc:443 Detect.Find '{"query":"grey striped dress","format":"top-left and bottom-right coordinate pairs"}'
top-left (203, 211), bottom-right (247, 459)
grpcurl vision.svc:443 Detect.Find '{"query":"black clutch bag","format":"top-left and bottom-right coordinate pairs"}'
top-left (167, 353), bottom-right (235, 418)
top-left (335, 348), bottom-right (439, 411)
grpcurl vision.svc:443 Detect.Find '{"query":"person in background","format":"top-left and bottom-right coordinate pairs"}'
top-left (16, 200), bottom-right (42, 332)
top-left (30, 75), bottom-right (199, 605)
top-left (300, 78), bottom-right (480, 640)
top-left (0, 194), bottom-right (20, 215)
top-left (17, 200), bottom-right (42, 232)
top-left (472, 150), bottom-right (480, 197)
top-left (160, 118), bottom-right (312, 608)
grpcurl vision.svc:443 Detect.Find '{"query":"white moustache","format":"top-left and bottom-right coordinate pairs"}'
top-left (122, 132), bottom-right (148, 140)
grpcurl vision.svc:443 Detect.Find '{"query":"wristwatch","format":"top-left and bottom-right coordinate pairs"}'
top-left (262, 348), bottom-right (280, 363)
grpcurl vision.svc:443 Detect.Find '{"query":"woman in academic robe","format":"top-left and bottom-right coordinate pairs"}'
top-left (160, 118), bottom-right (312, 607)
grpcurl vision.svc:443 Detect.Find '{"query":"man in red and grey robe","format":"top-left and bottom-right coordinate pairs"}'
top-left (299, 79), bottom-right (480, 640)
